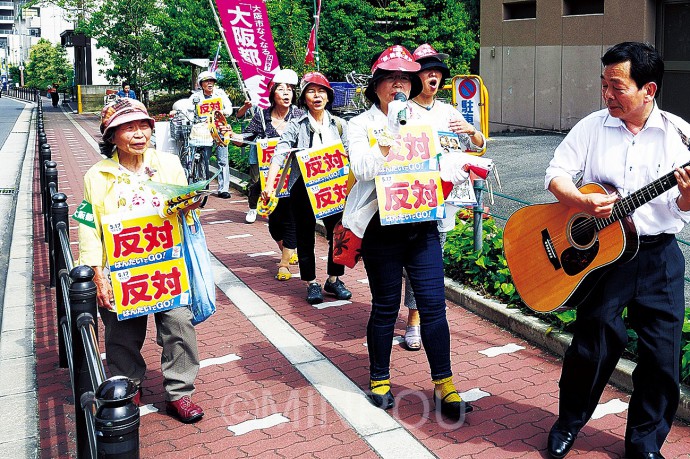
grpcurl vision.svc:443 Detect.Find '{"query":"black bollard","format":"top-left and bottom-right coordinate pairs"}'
top-left (69, 266), bottom-right (99, 458)
top-left (95, 376), bottom-right (141, 459)
top-left (44, 161), bottom-right (58, 243)
top-left (40, 143), bottom-right (51, 202)
top-left (50, 192), bottom-right (68, 288)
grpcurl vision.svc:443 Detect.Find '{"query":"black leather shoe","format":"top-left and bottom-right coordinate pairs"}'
top-left (433, 390), bottom-right (473, 421)
top-left (625, 452), bottom-right (665, 459)
top-left (217, 191), bottom-right (231, 199)
top-left (366, 390), bottom-right (395, 410)
top-left (547, 421), bottom-right (577, 458)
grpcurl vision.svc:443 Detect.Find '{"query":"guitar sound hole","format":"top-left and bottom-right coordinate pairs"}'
top-left (570, 216), bottom-right (597, 248)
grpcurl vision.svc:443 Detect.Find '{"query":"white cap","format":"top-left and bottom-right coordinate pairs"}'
top-left (197, 70), bottom-right (218, 84)
top-left (272, 69), bottom-right (298, 86)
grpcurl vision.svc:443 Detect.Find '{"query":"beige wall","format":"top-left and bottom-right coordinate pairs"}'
top-left (78, 84), bottom-right (120, 113)
top-left (480, 0), bottom-right (657, 132)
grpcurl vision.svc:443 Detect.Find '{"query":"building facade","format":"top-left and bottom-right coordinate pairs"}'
top-left (0, 0), bottom-right (109, 86)
top-left (479, 0), bottom-right (690, 132)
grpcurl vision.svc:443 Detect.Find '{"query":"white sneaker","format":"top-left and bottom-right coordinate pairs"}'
top-left (245, 209), bottom-right (257, 223)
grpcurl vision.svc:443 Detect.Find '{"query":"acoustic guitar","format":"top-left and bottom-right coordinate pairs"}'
top-left (503, 167), bottom-right (685, 313)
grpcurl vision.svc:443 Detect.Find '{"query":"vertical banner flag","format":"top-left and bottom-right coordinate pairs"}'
top-left (304, 0), bottom-right (322, 65)
top-left (217, 0), bottom-right (281, 108)
top-left (374, 123), bottom-right (445, 225)
top-left (209, 42), bottom-right (222, 72)
top-left (101, 213), bottom-right (190, 321)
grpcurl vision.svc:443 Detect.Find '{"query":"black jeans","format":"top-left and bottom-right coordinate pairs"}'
top-left (361, 216), bottom-right (452, 381)
top-left (248, 164), bottom-right (261, 209)
top-left (288, 177), bottom-right (344, 281)
top-left (268, 197), bottom-right (296, 250)
top-left (558, 236), bottom-right (684, 454)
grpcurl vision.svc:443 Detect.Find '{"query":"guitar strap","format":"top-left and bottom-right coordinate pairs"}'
top-left (660, 111), bottom-right (690, 151)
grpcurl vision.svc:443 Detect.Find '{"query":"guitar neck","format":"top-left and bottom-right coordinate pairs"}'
top-left (597, 160), bottom-right (690, 229)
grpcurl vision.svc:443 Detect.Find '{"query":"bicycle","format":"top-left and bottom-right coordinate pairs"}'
top-left (171, 95), bottom-right (212, 206)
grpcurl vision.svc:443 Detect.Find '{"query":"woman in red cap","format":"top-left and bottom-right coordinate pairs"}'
top-left (78, 98), bottom-right (204, 424)
top-left (263, 71), bottom-right (351, 305)
top-left (342, 45), bottom-right (473, 421)
top-left (399, 44), bottom-right (487, 351)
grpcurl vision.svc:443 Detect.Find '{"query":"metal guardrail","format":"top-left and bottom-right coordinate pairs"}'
top-left (3, 86), bottom-right (37, 101)
top-left (36, 94), bottom-right (141, 459)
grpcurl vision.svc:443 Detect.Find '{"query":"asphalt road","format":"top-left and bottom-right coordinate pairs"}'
top-left (0, 97), bottom-right (27, 320)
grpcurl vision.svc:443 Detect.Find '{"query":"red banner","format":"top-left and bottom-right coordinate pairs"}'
top-left (217, 0), bottom-right (281, 108)
top-left (304, 0), bottom-right (321, 65)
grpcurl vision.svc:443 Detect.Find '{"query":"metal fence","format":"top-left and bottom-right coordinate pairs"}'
top-left (35, 94), bottom-right (141, 459)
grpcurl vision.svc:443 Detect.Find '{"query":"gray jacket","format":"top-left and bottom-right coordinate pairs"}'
top-left (272, 112), bottom-right (349, 191)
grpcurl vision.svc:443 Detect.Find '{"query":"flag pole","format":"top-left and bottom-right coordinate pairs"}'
top-left (313, 0), bottom-right (320, 71)
top-left (207, 0), bottom-right (251, 103)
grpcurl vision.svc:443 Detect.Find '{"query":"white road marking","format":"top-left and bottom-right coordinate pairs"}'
top-left (479, 343), bottom-right (525, 357)
top-left (592, 398), bottom-right (628, 419)
top-left (228, 413), bottom-right (290, 435)
top-left (200, 353), bottom-right (241, 368)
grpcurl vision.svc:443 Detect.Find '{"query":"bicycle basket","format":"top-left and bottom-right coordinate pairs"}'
top-left (188, 121), bottom-right (214, 147)
top-left (170, 115), bottom-right (192, 140)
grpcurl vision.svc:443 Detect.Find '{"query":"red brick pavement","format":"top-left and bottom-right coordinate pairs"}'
top-left (32, 106), bottom-right (690, 458)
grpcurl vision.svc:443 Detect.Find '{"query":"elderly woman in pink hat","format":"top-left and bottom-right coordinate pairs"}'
top-left (78, 98), bottom-right (204, 424)
top-left (342, 45), bottom-right (473, 421)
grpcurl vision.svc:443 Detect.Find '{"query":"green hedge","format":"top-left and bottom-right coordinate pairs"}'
top-left (443, 213), bottom-right (690, 385)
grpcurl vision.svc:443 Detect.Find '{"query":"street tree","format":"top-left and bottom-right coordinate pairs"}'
top-left (79, 0), bottom-right (163, 94)
top-left (154, 0), bottom-right (225, 92)
top-left (24, 38), bottom-right (73, 90)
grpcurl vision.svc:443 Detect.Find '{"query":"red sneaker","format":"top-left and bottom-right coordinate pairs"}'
top-left (165, 396), bottom-right (204, 423)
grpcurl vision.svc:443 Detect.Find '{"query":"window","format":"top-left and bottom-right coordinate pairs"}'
top-left (563, 0), bottom-right (604, 16)
top-left (504, 1), bottom-right (537, 20)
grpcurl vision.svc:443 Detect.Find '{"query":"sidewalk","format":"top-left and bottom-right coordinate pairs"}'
top-left (6, 103), bottom-right (690, 458)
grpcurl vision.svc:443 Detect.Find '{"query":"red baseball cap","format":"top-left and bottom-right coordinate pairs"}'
top-left (413, 43), bottom-right (449, 61)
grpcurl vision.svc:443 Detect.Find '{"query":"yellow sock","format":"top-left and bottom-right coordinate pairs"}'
top-left (433, 376), bottom-right (461, 403)
top-left (370, 379), bottom-right (391, 396)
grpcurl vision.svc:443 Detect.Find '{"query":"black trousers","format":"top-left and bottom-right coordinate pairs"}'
top-left (558, 235), bottom-right (684, 454)
top-left (288, 177), bottom-right (344, 282)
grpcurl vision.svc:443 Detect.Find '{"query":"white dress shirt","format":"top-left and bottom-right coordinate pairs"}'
top-left (545, 104), bottom-right (690, 236)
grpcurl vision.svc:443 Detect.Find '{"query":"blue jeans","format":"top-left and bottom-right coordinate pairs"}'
top-left (203, 145), bottom-right (229, 193)
top-left (362, 217), bottom-right (452, 381)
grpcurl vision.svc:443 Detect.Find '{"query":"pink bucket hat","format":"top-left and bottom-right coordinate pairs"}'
top-left (370, 45), bottom-right (421, 73)
top-left (365, 45), bottom-right (422, 104)
top-left (100, 98), bottom-right (154, 140)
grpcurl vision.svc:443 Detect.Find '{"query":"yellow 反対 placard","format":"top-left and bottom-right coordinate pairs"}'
top-left (102, 213), bottom-right (190, 320)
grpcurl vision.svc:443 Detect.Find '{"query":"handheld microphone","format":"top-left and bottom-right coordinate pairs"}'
top-left (394, 92), bottom-right (407, 125)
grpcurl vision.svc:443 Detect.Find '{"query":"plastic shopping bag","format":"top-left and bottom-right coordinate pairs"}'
top-left (180, 211), bottom-right (216, 325)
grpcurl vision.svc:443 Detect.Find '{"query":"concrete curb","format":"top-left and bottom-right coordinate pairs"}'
top-left (0, 102), bottom-right (38, 459)
top-left (444, 278), bottom-right (690, 424)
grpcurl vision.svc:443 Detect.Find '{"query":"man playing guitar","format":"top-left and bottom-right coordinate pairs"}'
top-left (543, 42), bottom-right (690, 459)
